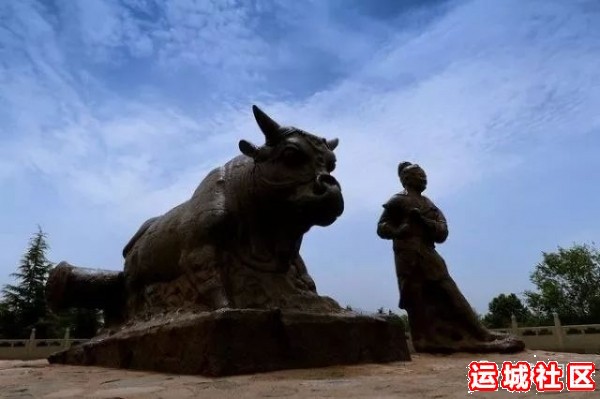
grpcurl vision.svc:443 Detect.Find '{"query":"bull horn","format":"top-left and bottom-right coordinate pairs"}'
top-left (326, 138), bottom-right (339, 150)
top-left (252, 105), bottom-right (282, 145)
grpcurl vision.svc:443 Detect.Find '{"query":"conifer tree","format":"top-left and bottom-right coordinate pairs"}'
top-left (1, 226), bottom-right (53, 337)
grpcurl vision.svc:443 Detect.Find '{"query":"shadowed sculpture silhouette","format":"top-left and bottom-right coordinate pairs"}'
top-left (377, 161), bottom-right (525, 354)
top-left (45, 105), bottom-right (410, 376)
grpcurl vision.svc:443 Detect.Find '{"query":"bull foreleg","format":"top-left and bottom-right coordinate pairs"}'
top-left (179, 245), bottom-right (231, 309)
top-left (291, 255), bottom-right (317, 292)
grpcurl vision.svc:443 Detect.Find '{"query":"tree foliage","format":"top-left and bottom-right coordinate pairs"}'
top-left (0, 227), bottom-right (54, 338)
top-left (483, 293), bottom-right (531, 328)
top-left (0, 227), bottom-right (102, 338)
top-left (58, 308), bottom-right (102, 339)
top-left (524, 243), bottom-right (600, 325)
top-left (381, 310), bottom-right (409, 330)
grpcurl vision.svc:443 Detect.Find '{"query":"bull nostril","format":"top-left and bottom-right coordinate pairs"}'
top-left (316, 174), bottom-right (338, 187)
top-left (313, 174), bottom-right (339, 195)
top-left (313, 182), bottom-right (327, 195)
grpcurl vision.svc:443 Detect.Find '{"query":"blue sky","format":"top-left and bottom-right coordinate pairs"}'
top-left (1, 0), bottom-right (599, 314)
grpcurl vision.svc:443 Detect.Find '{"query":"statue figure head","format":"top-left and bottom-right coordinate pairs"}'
top-left (398, 161), bottom-right (427, 193)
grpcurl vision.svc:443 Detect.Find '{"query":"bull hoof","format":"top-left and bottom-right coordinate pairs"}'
top-left (211, 289), bottom-right (231, 309)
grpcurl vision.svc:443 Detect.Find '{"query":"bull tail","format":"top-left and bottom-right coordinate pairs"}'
top-left (122, 217), bottom-right (159, 258)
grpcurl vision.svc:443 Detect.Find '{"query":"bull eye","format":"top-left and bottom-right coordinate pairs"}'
top-left (281, 147), bottom-right (307, 166)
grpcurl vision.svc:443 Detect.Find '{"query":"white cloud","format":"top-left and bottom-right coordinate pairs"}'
top-left (54, 0), bottom-right (271, 74)
top-left (4, 0), bottom-right (600, 221)
top-left (2, 0), bottom-right (600, 311)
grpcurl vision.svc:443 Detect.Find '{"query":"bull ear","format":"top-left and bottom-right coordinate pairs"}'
top-left (326, 138), bottom-right (339, 150)
top-left (252, 105), bottom-right (281, 145)
top-left (239, 140), bottom-right (259, 159)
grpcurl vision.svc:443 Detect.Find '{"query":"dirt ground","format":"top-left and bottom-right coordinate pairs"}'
top-left (0, 350), bottom-right (598, 398)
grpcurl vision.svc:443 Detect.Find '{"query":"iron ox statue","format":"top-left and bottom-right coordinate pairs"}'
top-left (123, 104), bottom-right (343, 316)
top-left (45, 106), bottom-right (410, 376)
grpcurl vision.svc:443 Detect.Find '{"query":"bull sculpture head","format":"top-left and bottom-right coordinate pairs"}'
top-left (239, 105), bottom-right (344, 229)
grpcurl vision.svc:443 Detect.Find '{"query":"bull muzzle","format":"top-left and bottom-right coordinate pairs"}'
top-left (307, 173), bottom-right (344, 226)
top-left (313, 173), bottom-right (340, 195)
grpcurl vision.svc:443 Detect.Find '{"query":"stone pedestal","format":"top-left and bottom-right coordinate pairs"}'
top-left (48, 309), bottom-right (410, 376)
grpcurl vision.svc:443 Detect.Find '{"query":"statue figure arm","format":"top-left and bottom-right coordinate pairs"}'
top-left (413, 200), bottom-right (449, 243)
top-left (377, 208), bottom-right (396, 239)
top-left (377, 201), bottom-right (408, 240)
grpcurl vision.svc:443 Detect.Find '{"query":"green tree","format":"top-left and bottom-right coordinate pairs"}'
top-left (381, 310), bottom-right (409, 330)
top-left (483, 293), bottom-right (531, 328)
top-left (524, 243), bottom-right (600, 325)
top-left (397, 313), bottom-right (410, 330)
top-left (0, 228), bottom-right (103, 339)
top-left (58, 308), bottom-right (102, 339)
top-left (0, 227), bottom-right (54, 338)
top-left (0, 301), bottom-right (20, 338)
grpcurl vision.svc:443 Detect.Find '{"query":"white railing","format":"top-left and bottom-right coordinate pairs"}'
top-left (353, 309), bottom-right (600, 355)
top-left (2, 312), bottom-right (599, 360)
top-left (490, 313), bottom-right (600, 354)
top-left (0, 328), bottom-right (88, 360)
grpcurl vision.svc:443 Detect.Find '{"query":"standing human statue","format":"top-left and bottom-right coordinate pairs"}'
top-left (377, 162), bottom-right (524, 353)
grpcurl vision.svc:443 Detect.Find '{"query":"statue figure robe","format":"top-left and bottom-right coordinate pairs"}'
top-left (377, 161), bottom-right (524, 353)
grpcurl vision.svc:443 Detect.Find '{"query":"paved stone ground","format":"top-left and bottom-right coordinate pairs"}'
top-left (0, 350), bottom-right (598, 398)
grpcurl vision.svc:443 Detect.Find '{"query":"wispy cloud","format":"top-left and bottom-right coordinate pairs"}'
top-left (2, 0), bottom-right (600, 312)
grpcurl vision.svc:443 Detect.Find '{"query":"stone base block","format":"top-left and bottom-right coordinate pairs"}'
top-left (48, 309), bottom-right (411, 376)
